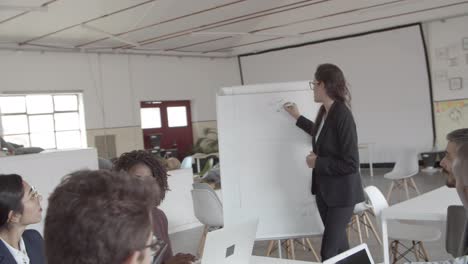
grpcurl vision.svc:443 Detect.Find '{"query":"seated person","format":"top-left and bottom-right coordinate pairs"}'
top-left (0, 174), bottom-right (45, 264)
top-left (411, 143), bottom-right (468, 263)
top-left (0, 136), bottom-right (43, 156)
top-left (44, 170), bottom-right (159, 264)
top-left (454, 143), bottom-right (468, 210)
top-left (440, 128), bottom-right (468, 187)
top-left (114, 150), bottom-right (196, 264)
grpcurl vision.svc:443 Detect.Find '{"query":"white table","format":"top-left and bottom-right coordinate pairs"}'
top-left (358, 143), bottom-right (374, 177)
top-left (381, 186), bottom-right (462, 264)
top-left (251, 256), bottom-right (315, 263)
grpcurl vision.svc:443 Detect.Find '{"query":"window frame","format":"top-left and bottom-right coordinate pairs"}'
top-left (0, 93), bottom-right (85, 150)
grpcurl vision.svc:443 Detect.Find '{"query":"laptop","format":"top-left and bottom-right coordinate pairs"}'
top-left (195, 218), bottom-right (259, 264)
top-left (323, 244), bottom-right (374, 264)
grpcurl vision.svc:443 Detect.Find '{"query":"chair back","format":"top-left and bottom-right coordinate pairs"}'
top-left (180, 156), bottom-right (193, 169)
top-left (446, 205), bottom-right (468, 257)
top-left (191, 187), bottom-right (223, 227)
top-left (364, 186), bottom-right (389, 226)
top-left (391, 150), bottom-right (419, 177)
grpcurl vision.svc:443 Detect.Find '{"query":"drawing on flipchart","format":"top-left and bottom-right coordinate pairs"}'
top-left (463, 37), bottom-right (468, 50)
top-left (449, 57), bottom-right (459, 67)
top-left (268, 98), bottom-right (287, 112)
top-left (449, 77), bottom-right (463, 90)
top-left (449, 107), bottom-right (463, 123)
top-left (435, 100), bottom-right (468, 125)
top-left (436, 47), bottom-right (449, 60)
top-left (434, 70), bottom-right (448, 82)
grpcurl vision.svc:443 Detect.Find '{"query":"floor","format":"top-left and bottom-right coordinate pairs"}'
top-left (170, 168), bottom-right (454, 263)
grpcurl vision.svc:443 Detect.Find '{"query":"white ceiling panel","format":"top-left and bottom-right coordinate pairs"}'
top-left (0, 0), bottom-right (467, 57)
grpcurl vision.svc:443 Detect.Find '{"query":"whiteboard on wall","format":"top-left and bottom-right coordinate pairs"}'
top-left (239, 25), bottom-right (433, 163)
top-left (217, 81), bottom-right (324, 240)
top-left (426, 15), bottom-right (468, 102)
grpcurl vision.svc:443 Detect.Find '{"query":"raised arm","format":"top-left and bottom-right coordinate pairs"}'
top-left (284, 102), bottom-right (315, 136)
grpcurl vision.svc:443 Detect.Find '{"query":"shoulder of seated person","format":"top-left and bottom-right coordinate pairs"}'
top-left (153, 207), bottom-right (168, 219)
top-left (23, 230), bottom-right (43, 241)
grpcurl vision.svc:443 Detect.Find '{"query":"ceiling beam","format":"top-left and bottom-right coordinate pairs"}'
top-left (81, 24), bottom-right (141, 47)
top-left (0, 5), bottom-right (48, 12)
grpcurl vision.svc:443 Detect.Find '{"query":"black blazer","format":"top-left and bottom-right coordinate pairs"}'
top-left (296, 101), bottom-right (365, 207)
top-left (0, 230), bottom-right (45, 264)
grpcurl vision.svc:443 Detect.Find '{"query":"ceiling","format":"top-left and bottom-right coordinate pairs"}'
top-left (1, 0), bottom-right (468, 57)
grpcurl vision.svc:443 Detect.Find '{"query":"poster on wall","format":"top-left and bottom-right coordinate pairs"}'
top-left (428, 16), bottom-right (468, 101)
top-left (434, 99), bottom-right (468, 149)
top-left (463, 37), bottom-right (468, 50)
top-left (449, 77), bottom-right (463, 90)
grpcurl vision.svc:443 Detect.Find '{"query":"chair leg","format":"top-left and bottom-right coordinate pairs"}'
top-left (362, 213), bottom-right (369, 238)
top-left (364, 213), bottom-right (382, 245)
top-left (419, 242), bottom-right (429, 261)
top-left (266, 241), bottom-right (275, 256)
top-left (290, 239), bottom-right (296, 260)
top-left (198, 225), bottom-right (209, 258)
top-left (355, 214), bottom-right (363, 244)
top-left (302, 238), bottom-right (306, 251)
top-left (403, 179), bottom-right (410, 200)
top-left (412, 241), bottom-right (419, 261)
top-left (306, 238), bottom-right (320, 262)
top-left (387, 181), bottom-right (395, 202)
top-left (410, 178), bottom-right (421, 195)
top-left (391, 240), bottom-right (399, 264)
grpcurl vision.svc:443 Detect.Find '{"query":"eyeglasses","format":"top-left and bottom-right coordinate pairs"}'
top-left (309, 81), bottom-right (320, 90)
top-left (29, 186), bottom-right (42, 201)
top-left (143, 235), bottom-right (167, 257)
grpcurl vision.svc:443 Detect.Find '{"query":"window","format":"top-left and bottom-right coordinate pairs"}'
top-left (0, 93), bottom-right (86, 150)
top-left (140, 108), bottom-right (162, 129)
top-left (167, 106), bottom-right (188, 127)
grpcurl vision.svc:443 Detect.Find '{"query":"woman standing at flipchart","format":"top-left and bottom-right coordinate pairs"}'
top-left (284, 63), bottom-right (365, 261)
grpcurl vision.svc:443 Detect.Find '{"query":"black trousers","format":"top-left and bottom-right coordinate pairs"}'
top-left (316, 192), bottom-right (355, 261)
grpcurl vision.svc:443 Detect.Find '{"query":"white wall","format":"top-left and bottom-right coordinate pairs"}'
top-left (0, 50), bottom-right (241, 128)
top-left (0, 50), bottom-right (241, 153)
top-left (240, 25), bottom-right (433, 163)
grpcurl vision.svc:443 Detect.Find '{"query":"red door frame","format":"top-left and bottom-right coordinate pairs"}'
top-left (140, 100), bottom-right (193, 160)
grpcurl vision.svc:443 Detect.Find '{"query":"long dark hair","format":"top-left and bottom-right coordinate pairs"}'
top-left (113, 150), bottom-right (169, 202)
top-left (313, 63), bottom-right (351, 134)
top-left (0, 174), bottom-right (25, 229)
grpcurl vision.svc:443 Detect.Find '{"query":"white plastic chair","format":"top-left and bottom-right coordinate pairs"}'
top-left (180, 156), bottom-right (193, 169)
top-left (365, 186), bottom-right (441, 263)
top-left (191, 183), bottom-right (223, 257)
top-left (384, 150), bottom-right (421, 202)
top-left (347, 200), bottom-right (382, 246)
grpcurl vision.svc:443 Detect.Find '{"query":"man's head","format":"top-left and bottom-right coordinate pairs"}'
top-left (453, 143), bottom-right (468, 209)
top-left (44, 170), bottom-right (159, 264)
top-left (440, 128), bottom-right (468, 187)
